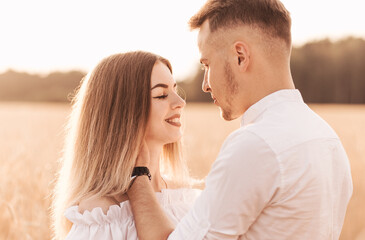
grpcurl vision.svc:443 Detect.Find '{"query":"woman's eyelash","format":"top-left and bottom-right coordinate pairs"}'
top-left (154, 95), bottom-right (168, 99)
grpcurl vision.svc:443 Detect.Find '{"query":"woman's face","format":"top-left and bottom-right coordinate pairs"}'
top-left (145, 61), bottom-right (186, 145)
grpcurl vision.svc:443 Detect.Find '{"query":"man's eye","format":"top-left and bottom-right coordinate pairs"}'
top-left (154, 95), bottom-right (168, 99)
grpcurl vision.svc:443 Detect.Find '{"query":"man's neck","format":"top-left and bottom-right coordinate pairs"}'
top-left (240, 73), bottom-right (295, 118)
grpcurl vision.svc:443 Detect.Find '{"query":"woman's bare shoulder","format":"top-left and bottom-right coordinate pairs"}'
top-left (78, 194), bottom-right (128, 214)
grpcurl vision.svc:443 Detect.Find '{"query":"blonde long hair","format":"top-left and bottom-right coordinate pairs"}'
top-left (52, 51), bottom-right (190, 239)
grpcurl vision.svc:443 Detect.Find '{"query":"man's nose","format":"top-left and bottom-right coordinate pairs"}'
top-left (202, 74), bottom-right (211, 93)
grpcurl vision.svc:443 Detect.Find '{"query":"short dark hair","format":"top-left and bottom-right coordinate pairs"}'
top-left (189, 0), bottom-right (292, 46)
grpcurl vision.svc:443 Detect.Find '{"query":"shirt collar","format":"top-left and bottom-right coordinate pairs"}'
top-left (241, 89), bottom-right (304, 127)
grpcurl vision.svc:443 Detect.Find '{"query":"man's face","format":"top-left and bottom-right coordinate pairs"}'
top-left (198, 21), bottom-right (240, 121)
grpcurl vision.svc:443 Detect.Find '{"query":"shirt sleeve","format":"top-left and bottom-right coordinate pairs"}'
top-left (168, 130), bottom-right (281, 240)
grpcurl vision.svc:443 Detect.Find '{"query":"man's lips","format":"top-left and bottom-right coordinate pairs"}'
top-left (165, 114), bottom-right (181, 127)
top-left (211, 96), bottom-right (219, 105)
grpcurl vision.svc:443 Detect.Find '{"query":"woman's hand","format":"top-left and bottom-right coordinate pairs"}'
top-left (135, 140), bottom-right (150, 167)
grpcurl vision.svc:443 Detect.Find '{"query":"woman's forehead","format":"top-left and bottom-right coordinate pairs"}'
top-left (151, 61), bottom-right (175, 86)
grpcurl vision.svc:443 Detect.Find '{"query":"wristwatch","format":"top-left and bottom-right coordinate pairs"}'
top-left (131, 167), bottom-right (152, 181)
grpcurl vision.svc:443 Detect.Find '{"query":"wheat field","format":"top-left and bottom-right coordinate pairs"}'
top-left (0, 102), bottom-right (364, 240)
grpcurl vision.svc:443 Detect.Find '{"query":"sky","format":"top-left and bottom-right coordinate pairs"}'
top-left (0, 0), bottom-right (364, 80)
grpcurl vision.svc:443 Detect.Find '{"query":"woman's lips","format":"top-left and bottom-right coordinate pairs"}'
top-left (165, 114), bottom-right (181, 127)
top-left (166, 120), bottom-right (181, 127)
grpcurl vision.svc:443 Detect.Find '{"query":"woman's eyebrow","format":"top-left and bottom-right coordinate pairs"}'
top-left (151, 83), bottom-right (168, 90)
top-left (151, 83), bottom-right (177, 90)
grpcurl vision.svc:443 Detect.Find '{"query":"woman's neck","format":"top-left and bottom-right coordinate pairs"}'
top-left (145, 141), bottom-right (167, 192)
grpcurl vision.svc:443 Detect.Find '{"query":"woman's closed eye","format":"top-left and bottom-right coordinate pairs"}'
top-left (154, 94), bottom-right (168, 99)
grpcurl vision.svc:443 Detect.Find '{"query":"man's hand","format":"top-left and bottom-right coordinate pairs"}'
top-left (127, 139), bottom-right (175, 240)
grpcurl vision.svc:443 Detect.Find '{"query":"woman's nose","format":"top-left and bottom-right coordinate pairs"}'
top-left (172, 92), bottom-right (186, 109)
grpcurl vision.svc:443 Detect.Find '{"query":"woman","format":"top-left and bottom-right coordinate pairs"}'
top-left (52, 51), bottom-right (200, 239)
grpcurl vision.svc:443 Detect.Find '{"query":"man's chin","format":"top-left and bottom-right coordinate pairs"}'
top-left (220, 109), bottom-right (234, 121)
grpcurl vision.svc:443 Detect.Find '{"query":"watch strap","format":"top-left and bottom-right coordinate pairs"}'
top-left (132, 167), bottom-right (152, 181)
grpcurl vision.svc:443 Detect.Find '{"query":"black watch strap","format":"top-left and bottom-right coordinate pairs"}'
top-left (132, 167), bottom-right (151, 181)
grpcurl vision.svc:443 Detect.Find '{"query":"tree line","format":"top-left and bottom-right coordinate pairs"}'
top-left (0, 70), bottom-right (84, 102)
top-left (0, 37), bottom-right (364, 103)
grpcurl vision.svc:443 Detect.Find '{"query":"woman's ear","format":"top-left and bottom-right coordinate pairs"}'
top-left (234, 41), bottom-right (250, 72)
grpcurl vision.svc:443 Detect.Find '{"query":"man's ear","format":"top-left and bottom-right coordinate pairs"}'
top-left (234, 41), bottom-right (250, 72)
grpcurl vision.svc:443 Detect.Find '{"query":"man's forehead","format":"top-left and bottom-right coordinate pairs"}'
top-left (197, 20), bottom-right (211, 54)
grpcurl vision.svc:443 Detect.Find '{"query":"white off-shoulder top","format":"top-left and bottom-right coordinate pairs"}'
top-left (64, 188), bottom-right (201, 239)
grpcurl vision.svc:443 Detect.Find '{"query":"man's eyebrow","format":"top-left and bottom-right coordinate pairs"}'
top-left (151, 83), bottom-right (177, 90)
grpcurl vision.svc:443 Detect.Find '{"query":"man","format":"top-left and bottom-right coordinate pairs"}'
top-left (128, 0), bottom-right (353, 239)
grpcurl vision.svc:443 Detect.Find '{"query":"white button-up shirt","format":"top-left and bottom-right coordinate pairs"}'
top-left (169, 89), bottom-right (353, 240)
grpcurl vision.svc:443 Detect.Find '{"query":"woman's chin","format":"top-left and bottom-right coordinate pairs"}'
top-left (164, 135), bottom-right (182, 145)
